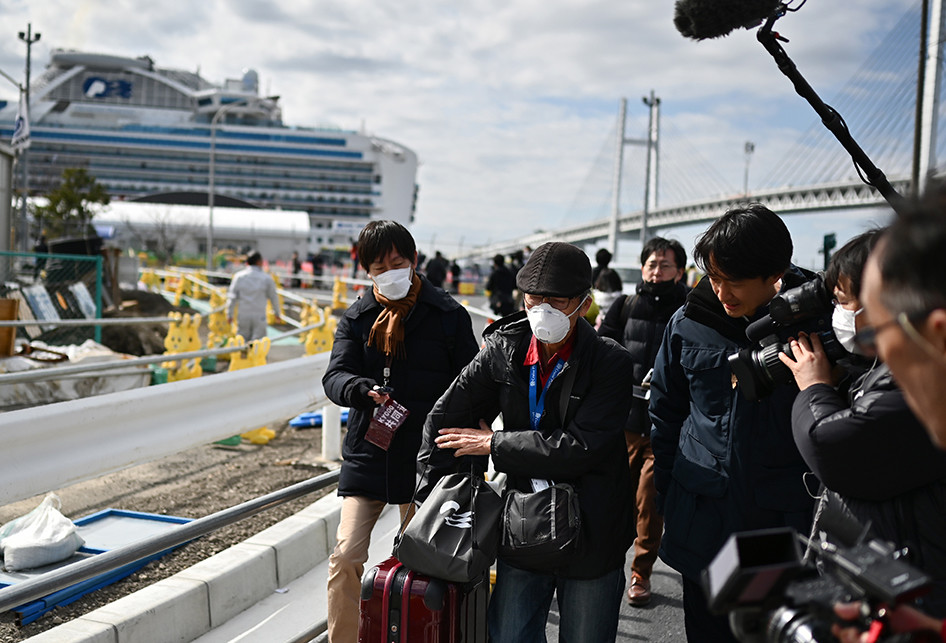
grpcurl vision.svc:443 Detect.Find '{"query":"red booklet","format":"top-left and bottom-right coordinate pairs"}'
top-left (365, 399), bottom-right (410, 450)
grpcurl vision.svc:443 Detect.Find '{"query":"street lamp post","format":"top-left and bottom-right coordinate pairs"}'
top-left (206, 96), bottom-right (278, 270)
top-left (0, 68), bottom-right (24, 255)
top-left (17, 24), bottom-right (39, 252)
top-left (206, 104), bottom-right (237, 271)
top-left (744, 141), bottom-right (755, 196)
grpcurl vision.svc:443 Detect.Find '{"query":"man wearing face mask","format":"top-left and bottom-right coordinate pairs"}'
top-left (598, 237), bottom-right (689, 607)
top-left (780, 229), bottom-right (946, 617)
top-left (322, 220), bottom-right (479, 643)
top-left (418, 241), bottom-right (635, 642)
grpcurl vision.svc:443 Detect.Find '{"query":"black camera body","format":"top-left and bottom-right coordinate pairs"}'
top-left (704, 522), bottom-right (932, 643)
top-left (728, 275), bottom-right (848, 401)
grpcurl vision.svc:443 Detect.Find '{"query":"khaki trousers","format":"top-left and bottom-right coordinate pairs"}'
top-left (326, 496), bottom-right (414, 643)
top-left (625, 431), bottom-right (663, 580)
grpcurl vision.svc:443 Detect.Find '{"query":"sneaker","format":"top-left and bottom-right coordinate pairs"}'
top-left (627, 573), bottom-right (652, 606)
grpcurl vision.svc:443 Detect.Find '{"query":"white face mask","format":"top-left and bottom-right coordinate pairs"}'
top-left (832, 305), bottom-right (863, 355)
top-left (526, 297), bottom-right (586, 344)
top-left (372, 267), bottom-right (413, 301)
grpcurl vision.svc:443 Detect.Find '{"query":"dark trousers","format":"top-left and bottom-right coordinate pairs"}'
top-left (682, 575), bottom-right (739, 643)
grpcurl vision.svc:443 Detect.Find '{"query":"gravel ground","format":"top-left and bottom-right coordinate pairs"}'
top-left (0, 419), bottom-right (332, 642)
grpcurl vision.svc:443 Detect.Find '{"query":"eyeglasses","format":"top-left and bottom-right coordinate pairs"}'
top-left (852, 311), bottom-right (931, 355)
top-left (523, 294), bottom-right (575, 311)
top-left (643, 261), bottom-right (678, 272)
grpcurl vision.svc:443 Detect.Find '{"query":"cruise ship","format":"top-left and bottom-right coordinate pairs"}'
top-left (0, 49), bottom-right (418, 254)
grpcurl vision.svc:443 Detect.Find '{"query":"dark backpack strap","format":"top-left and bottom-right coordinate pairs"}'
top-left (619, 293), bottom-right (638, 328)
top-left (557, 348), bottom-right (594, 427)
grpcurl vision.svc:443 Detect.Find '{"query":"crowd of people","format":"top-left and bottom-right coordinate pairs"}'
top-left (318, 182), bottom-right (946, 642)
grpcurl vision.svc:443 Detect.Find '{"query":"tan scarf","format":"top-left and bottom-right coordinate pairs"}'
top-left (368, 273), bottom-right (422, 358)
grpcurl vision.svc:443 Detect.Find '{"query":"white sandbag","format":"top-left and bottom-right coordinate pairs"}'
top-left (0, 493), bottom-right (85, 571)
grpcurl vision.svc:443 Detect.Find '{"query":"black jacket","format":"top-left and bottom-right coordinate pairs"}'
top-left (322, 276), bottom-right (479, 503)
top-left (793, 363), bottom-right (946, 616)
top-left (650, 268), bottom-right (816, 580)
top-left (419, 314), bottom-right (636, 579)
top-left (598, 281), bottom-right (689, 434)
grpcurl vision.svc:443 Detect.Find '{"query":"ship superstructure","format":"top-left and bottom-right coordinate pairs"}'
top-left (0, 49), bottom-right (418, 253)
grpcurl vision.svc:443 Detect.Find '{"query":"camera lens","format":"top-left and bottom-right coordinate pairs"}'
top-left (756, 343), bottom-right (794, 387)
top-left (767, 606), bottom-right (835, 643)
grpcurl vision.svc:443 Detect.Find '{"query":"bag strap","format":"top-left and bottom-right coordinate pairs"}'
top-left (557, 344), bottom-right (595, 427)
top-left (619, 293), bottom-right (638, 328)
top-left (394, 457), bottom-right (432, 550)
top-left (393, 457), bottom-right (478, 550)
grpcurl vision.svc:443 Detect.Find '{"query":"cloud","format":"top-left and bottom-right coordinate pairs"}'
top-left (0, 0), bottom-right (921, 261)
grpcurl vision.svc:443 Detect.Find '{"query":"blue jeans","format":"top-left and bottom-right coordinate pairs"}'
top-left (488, 559), bottom-right (625, 643)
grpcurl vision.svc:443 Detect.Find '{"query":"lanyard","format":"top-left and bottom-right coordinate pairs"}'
top-left (529, 359), bottom-right (566, 431)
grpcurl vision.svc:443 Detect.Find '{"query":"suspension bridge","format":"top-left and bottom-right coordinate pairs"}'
top-left (465, 1), bottom-right (943, 260)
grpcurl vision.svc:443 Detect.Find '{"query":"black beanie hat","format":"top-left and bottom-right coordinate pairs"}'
top-left (516, 242), bottom-right (592, 298)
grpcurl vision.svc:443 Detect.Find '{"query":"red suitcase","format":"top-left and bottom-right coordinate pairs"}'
top-left (358, 556), bottom-right (488, 643)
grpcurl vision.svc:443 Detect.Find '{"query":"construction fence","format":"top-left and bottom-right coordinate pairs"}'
top-left (0, 250), bottom-right (104, 349)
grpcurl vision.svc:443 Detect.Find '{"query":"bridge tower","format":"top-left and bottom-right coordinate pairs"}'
top-left (607, 93), bottom-right (660, 261)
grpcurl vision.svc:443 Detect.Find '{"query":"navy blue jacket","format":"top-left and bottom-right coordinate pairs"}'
top-left (322, 276), bottom-right (479, 504)
top-left (419, 314), bottom-right (636, 579)
top-left (649, 271), bottom-right (815, 581)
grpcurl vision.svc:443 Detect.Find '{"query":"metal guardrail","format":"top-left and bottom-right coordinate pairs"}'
top-left (0, 324), bottom-right (321, 385)
top-left (0, 353), bottom-right (331, 506)
top-left (0, 469), bottom-right (340, 614)
top-left (0, 316), bottom-right (173, 327)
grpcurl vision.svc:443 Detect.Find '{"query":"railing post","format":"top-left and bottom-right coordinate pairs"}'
top-left (94, 254), bottom-right (103, 344)
top-left (321, 403), bottom-right (342, 461)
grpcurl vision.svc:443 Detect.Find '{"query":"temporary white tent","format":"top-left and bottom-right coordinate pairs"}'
top-left (92, 202), bottom-right (311, 262)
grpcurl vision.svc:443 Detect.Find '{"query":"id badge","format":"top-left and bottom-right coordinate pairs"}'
top-left (365, 398), bottom-right (410, 451)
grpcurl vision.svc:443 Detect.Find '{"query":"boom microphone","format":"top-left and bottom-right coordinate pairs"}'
top-left (674, 0), bottom-right (781, 40)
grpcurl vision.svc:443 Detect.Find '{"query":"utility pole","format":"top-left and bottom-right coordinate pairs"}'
top-left (917, 0), bottom-right (943, 196)
top-left (17, 24), bottom-right (40, 252)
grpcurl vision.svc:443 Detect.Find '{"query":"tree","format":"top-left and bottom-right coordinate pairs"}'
top-left (33, 168), bottom-right (110, 239)
top-left (121, 207), bottom-right (201, 266)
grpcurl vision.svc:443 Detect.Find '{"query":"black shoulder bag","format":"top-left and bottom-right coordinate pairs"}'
top-left (497, 362), bottom-right (586, 572)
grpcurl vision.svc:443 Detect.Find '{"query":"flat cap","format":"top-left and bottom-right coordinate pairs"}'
top-left (516, 242), bottom-right (592, 298)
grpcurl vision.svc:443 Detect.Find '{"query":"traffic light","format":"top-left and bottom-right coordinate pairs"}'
top-left (821, 233), bottom-right (837, 270)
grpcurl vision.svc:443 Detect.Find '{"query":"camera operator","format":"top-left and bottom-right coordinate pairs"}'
top-left (831, 193), bottom-right (946, 642)
top-left (650, 205), bottom-right (815, 642)
top-left (779, 230), bottom-right (946, 618)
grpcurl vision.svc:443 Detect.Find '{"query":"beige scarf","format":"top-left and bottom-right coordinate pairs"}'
top-left (368, 273), bottom-right (422, 358)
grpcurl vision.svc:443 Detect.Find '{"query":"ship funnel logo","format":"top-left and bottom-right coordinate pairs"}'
top-left (84, 79), bottom-right (108, 98)
top-left (83, 77), bottom-right (133, 99)
top-left (439, 501), bottom-right (473, 529)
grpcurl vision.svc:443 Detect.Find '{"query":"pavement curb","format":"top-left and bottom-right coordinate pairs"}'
top-left (23, 491), bottom-right (344, 643)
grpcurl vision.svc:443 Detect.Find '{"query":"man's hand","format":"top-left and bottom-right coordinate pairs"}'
top-left (777, 332), bottom-right (834, 390)
top-left (435, 419), bottom-right (493, 456)
top-left (367, 389), bottom-right (390, 405)
top-left (831, 602), bottom-right (944, 643)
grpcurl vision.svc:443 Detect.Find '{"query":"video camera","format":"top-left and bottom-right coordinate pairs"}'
top-left (728, 275), bottom-right (849, 401)
top-left (703, 506), bottom-right (932, 643)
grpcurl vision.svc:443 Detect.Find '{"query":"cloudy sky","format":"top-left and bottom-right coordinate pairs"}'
top-left (0, 0), bottom-right (920, 267)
